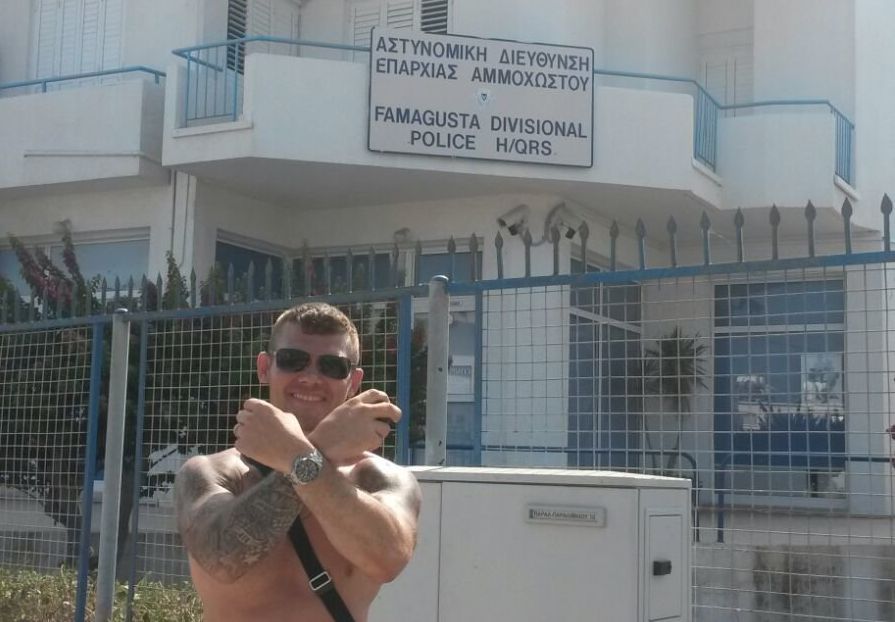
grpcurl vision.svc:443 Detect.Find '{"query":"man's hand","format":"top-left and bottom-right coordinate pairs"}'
top-left (310, 390), bottom-right (401, 466)
top-left (234, 398), bottom-right (310, 473)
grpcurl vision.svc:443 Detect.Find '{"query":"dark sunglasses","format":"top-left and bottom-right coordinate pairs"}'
top-left (271, 348), bottom-right (355, 380)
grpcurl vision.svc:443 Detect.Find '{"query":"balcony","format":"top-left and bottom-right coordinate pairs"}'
top-left (0, 67), bottom-right (168, 197)
top-left (163, 37), bottom-right (855, 237)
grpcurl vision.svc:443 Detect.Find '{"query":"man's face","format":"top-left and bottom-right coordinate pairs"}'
top-left (256, 323), bottom-right (363, 432)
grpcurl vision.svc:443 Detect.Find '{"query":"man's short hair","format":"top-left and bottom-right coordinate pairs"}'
top-left (269, 302), bottom-right (360, 364)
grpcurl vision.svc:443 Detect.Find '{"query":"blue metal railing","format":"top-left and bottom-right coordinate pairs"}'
top-left (171, 37), bottom-right (855, 184)
top-left (593, 69), bottom-right (855, 184)
top-left (0, 66), bottom-right (165, 95)
top-left (171, 36), bottom-right (365, 126)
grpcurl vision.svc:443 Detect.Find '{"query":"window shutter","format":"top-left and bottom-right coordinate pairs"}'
top-left (385, 1), bottom-right (415, 30)
top-left (227, 0), bottom-right (248, 71)
top-left (58, 0), bottom-right (81, 76)
top-left (249, 0), bottom-right (272, 37)
top-left (99, 0), bottom-right (123, 70)
top-left (351, 1), bottom-right (382, 49)
top-left (420, 0), bottom-right (448, 33)
top-left (79, 0), bottom-right (101, 73)
top-left (34, 0), bottom-right (60, 78)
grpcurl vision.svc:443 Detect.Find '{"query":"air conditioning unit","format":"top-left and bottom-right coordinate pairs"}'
top-left (372, 467), bottom-right (691, 622)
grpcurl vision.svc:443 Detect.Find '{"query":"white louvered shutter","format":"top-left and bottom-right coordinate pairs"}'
top-left (34, 0), bottom-right (60, 78)
top-left (351, 1), bottom-right (381, 50)
top-left (57, 0), bottom-right (81, 76)
top-left (385, 1), bottom-right (416, 30)
top-left (99, 0), bottom-right (123, 70)
top-left (79, 0), bottom-right (101, 73)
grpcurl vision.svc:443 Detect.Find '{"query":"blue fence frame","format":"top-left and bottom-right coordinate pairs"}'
top-left (0, 66), bottom-right (165, 95)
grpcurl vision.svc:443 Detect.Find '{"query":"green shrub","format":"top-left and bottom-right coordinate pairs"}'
top-left (0, 568), bottom-right (202, 622)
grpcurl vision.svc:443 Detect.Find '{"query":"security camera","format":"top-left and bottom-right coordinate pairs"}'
top-left (546, 202), bottom-right (585, 240)
top-left (496, 204), bottom-right (531, 236)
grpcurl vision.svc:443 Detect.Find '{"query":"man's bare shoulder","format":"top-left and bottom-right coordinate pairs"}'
top-left (175, 449), bottom-right (257, 513)
top-left (350, 454), bottom-right (421, 506)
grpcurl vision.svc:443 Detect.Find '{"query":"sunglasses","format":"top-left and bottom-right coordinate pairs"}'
top-left (270, 348), bottom-right (355, 380)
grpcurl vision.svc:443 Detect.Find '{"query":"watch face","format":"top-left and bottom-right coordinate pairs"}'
top-left (291, 450), bottom-right (323, 484)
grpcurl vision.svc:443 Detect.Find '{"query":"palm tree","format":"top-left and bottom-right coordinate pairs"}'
top-left (642, 327), bottom-right (708, 471)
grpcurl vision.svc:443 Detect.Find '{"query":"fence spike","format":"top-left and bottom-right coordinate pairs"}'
top-left (347, 248), bottom-right (355, 293)
top-left (578, 222), bottom-right (589, 272)
top-left (522, 229), bottom-right (533, 277)
top-left (127, 276), bottom-right (134, 310)
top-left (263, 260), bottom-right (272, 302)
top-left (141, 275), bottom-right (149, 311)
top-left (247, 260), bottom-right (255, 301)
top-left (495, 231), bottom-right (504, 279)
top-left (610, 220), bottom-right (619, 271)
top-left (390, 243), bottom-right (399, 288)
top-left (635, 219), bottom-right (647, 270)
top-left (72, 280), bottom-right (81, 318)
top-left (413, 241), bottom-right (421, 286)
top-left (208, 268), bottom-right (217, 307)
top-left (368, 246), bottom-right (376, 291)
top-left (190, 269), bottom-right (197, 308)
top-left (225, 264), bottom-right (234, 304)
top-left (469, 234), bottom-right (480, 281)
top-left (769, 205), bottom-right (781, 260)
top-left (281, 258), bottom-right (291, 302)
top-left (447, 236), bottom-right (456, 281)
top-left (805, 201), bottom-right (817, 257)
top-left (700, 211), bottom-right (712, 266)
top-left (156, 273), bottom-right (164, 310)
top-left (41, 280), bottom-right (49, 319)
top-left (734, 208), bottom-right (745, 263)
top-left (550, 225), bottom-right (561, 275)
top-left (12, 288), bottom-right (20, 323)
top-left (667, 217), bottom-right (678, 267)
top-left (882, 194), bottom-right (893, 252)
top-left (842, 198), bottom-right (853, 255)
top-left (303, 242), bottom-right (312, 297)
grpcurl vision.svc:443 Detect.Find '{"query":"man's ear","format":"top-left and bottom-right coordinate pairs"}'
top-left (257, 351), bottom-right (272, 384)
top-left (347, 367), bottom-right (364, 397)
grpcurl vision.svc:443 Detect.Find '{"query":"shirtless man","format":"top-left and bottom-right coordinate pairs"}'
top-left (174, 302), bottom-right (422, 622)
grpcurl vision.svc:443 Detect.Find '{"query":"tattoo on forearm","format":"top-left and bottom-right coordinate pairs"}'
top-left (185, 474), bottom-right (304, 582)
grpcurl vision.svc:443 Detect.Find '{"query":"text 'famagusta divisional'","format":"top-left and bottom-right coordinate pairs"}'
top-left (371, 33), bottom-right (592, 160)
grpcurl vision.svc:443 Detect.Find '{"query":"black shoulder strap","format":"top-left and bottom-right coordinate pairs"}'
top-left (288, 517), bottom-right (357, 622)
top-left (243, 456), bottom-right (356, 622)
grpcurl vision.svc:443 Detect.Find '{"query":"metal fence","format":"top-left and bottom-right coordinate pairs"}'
top-left (1, 202), bottom-right (894, 620)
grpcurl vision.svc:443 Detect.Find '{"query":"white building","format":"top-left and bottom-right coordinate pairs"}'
top-left (1, 2), bottom-right (895, 618)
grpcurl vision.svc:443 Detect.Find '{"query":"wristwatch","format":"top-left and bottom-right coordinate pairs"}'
top-left (284, 448), bottom-right (325, 486)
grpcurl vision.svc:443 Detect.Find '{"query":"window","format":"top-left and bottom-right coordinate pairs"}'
top-left (226, 0), bottom-right (248, 71)
top-left (292, 252), bottom-right (393, 295)
top-left (417, 250), bottom-right (482, 284)
top-left (1, 236), bottom-right (149, 301)
top-left (32, 0), bottom-right (123, 81)
top-left (568, 258), bottom-right (642, 469)
top-left (215, 240), bottom-right (285, 299)
top-left (713, 279), bottom-right (846, 500)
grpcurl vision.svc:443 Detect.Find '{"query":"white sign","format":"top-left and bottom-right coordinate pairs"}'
top-left (368, 28), bottom-right (594, 167)
top-left (527, 505), bottom-right (606, 527)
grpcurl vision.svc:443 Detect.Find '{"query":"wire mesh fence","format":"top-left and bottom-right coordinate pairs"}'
top-left (456, 259), bottom-right (895, 621)
top-left (123, 298), bottom-right (405, 610)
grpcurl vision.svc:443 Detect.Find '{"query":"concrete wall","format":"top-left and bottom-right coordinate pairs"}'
top-left (718, 112), bottom-right (836, 210)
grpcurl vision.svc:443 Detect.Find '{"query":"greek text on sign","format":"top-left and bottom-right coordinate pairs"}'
top-left (368, 29), bottom-right (594, 167)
